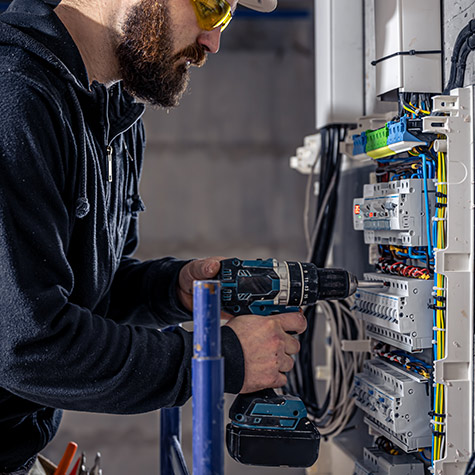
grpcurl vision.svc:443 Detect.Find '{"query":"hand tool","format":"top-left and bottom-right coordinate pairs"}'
top-left (220, 258), bottom-right (384, 467)
top-left (90, 452), bottom-right (102, 475)
top-left (54, 442), bottom-right (78, 475)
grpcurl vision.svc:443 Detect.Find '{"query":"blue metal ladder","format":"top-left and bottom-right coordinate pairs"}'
top-left (160, 281), bottom-right (224, 475)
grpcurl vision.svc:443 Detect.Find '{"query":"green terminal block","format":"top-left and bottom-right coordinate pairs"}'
top-left (365, 125), bottom-right (396, 159)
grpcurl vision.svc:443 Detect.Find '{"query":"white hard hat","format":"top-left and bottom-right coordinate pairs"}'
top-left (238, 0), bottom-right (277, 12)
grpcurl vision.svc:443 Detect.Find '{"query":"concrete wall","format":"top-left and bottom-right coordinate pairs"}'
top-left (137, 5), bottom-right (315, 262)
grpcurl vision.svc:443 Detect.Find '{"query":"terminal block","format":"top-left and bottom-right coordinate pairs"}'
top-left (353, 359), bottom-right (431, 452)
top-left (350, 117), bottom-right (431, 159)
top-left (354, 273), bottom-right (432, 352)
top-left (354, 447), bottom-right (424, 475)
top-left (353, 179), bottom-right (435, 247)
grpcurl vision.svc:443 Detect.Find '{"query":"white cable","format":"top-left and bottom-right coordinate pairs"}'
top-left (308, 299), bottom-right (366, 437)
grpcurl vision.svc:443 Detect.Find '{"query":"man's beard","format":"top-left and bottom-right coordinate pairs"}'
top-left (116, 0), bottom-right (207, 108)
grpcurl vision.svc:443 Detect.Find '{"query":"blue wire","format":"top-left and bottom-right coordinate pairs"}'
top-left (421, 154), bottom-right (434, 258)
top-left (407, 247), bottom-right (425, 259)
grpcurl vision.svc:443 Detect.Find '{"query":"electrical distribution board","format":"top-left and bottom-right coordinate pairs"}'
top-left (350, 87), bottom-right (475, 474)
top-left (290, 1), bottom-right (474, 473)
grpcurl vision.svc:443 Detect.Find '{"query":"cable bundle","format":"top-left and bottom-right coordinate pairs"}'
top-left (290, 125), bottom-right (366, 437)
top-left (289, 299), bottom-right (365, 436)
top-left (444, 19), bottom-right (475, 94)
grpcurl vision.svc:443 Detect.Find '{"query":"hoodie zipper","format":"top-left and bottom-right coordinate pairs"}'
top-left (107, 145), bottom-right (113, 182)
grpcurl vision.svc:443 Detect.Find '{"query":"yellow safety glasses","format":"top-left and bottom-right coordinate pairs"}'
top-left (190, 0), bottom-right (233, 32)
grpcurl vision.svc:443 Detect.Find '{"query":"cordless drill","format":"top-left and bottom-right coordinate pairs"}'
top-left (219, 258), bottom-right (365, 468)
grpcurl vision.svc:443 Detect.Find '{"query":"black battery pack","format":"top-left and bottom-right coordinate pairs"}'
top-left (226, 389), bottom-right (320, 468)
top-left (226, 417), bottom-right (320, 467)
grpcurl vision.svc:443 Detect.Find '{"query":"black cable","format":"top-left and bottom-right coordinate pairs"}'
top-left (465, 452), bottom-right (475, 475)
top-left (443, 19), bottom-right (475, 94)
top-left (289, 125), bottom-right (348, 422)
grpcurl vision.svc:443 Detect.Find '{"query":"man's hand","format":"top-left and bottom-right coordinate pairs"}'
top-left (225, 312), bottom-right (307, 393)
top-left (177, 257), bottom-right (223, 312)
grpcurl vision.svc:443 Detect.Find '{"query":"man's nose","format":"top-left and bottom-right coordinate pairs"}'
top-left (197, 28), bottom-right (222, 54)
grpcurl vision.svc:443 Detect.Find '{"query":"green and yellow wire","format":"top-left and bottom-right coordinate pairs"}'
top-left (433, 151), bottom-right (447, 462)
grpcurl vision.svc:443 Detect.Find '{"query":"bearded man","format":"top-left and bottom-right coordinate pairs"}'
top-left (0, 0), bottom-right (307, 473)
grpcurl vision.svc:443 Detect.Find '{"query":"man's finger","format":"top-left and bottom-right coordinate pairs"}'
top-left (280, 354), bottom-right (295, 373)
top-left (284, 335), bottom-right (300, 355)
top-left (189, 257), bottom-right (223, 281)
top-left (278, 312), bottom-right (307, 335)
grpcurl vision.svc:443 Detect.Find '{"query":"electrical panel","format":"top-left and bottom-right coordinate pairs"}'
top-left (290, 0), bottom-right (474, 472)
top-left (349, 87), bottom-right (474, 474)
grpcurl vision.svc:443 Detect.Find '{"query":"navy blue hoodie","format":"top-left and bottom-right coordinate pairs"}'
top-left (0, 0), bottom-right (244, 470)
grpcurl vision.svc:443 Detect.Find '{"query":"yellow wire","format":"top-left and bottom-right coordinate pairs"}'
top-left (433, 151), bottom-right (447, 462)
top-left (409, 101), bottom-right (430, 114)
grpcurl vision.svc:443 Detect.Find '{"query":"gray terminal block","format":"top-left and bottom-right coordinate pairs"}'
top-left (353, 179), bottom-right (435, 246)
top-left (353, 359), bottom-right (431, 453)
top-left (354, 447), bottom-right (425, 475)
top-left (354, 273), bottom-right (433, 352)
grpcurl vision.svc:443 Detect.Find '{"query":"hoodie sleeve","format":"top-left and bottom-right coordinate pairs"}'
top-left (0, 73), bottom-right (244, 413)
top-left (106, 213), bottom-right (194, 328)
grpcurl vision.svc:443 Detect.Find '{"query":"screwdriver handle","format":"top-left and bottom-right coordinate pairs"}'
top-left (54, 442), bottom-right (78, 475)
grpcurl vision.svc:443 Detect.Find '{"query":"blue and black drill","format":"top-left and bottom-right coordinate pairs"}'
top-left (219, 258), bottom-right (369, 468)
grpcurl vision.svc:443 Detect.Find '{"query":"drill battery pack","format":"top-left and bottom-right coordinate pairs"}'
top-left (226, 389), bottom-right (320, 467)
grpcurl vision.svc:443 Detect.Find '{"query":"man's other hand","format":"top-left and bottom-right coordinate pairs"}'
top-left (225, 312), bottom-right (307, 393)
top-left (177, 257), bottom-right (223, 312)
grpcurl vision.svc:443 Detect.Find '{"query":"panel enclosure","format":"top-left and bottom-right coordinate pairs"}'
top-left (421, 87), bottom-right (475, 474)
top-left (315, 0), bottom-right (364, 128)
top-left (374, 0), bottom-right (442, 97)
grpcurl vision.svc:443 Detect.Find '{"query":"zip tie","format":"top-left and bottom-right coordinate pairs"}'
top-left (434, 181), bottom-right (448, 186)
top-left (432, 286), bottom-right (446, 292)
top-left (433, 326), bottom-right (446, 332)
top-left (429, 411), bottom-right (446, 418)
top-left (428, 303), bottom-right (446, 310)
top-left (430, 419), bottom-right (446, 427)
top-left (432, 216), bottom-right (447, 222)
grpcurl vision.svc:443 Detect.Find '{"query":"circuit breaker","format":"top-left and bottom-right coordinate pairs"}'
top-left (353, 179), bottom-right (435, 247)
top-left (354, 273), bottom-right (433, 352)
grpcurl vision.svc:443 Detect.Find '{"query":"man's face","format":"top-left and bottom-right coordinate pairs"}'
top-left (116, 0), bottom-right (208, 108)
